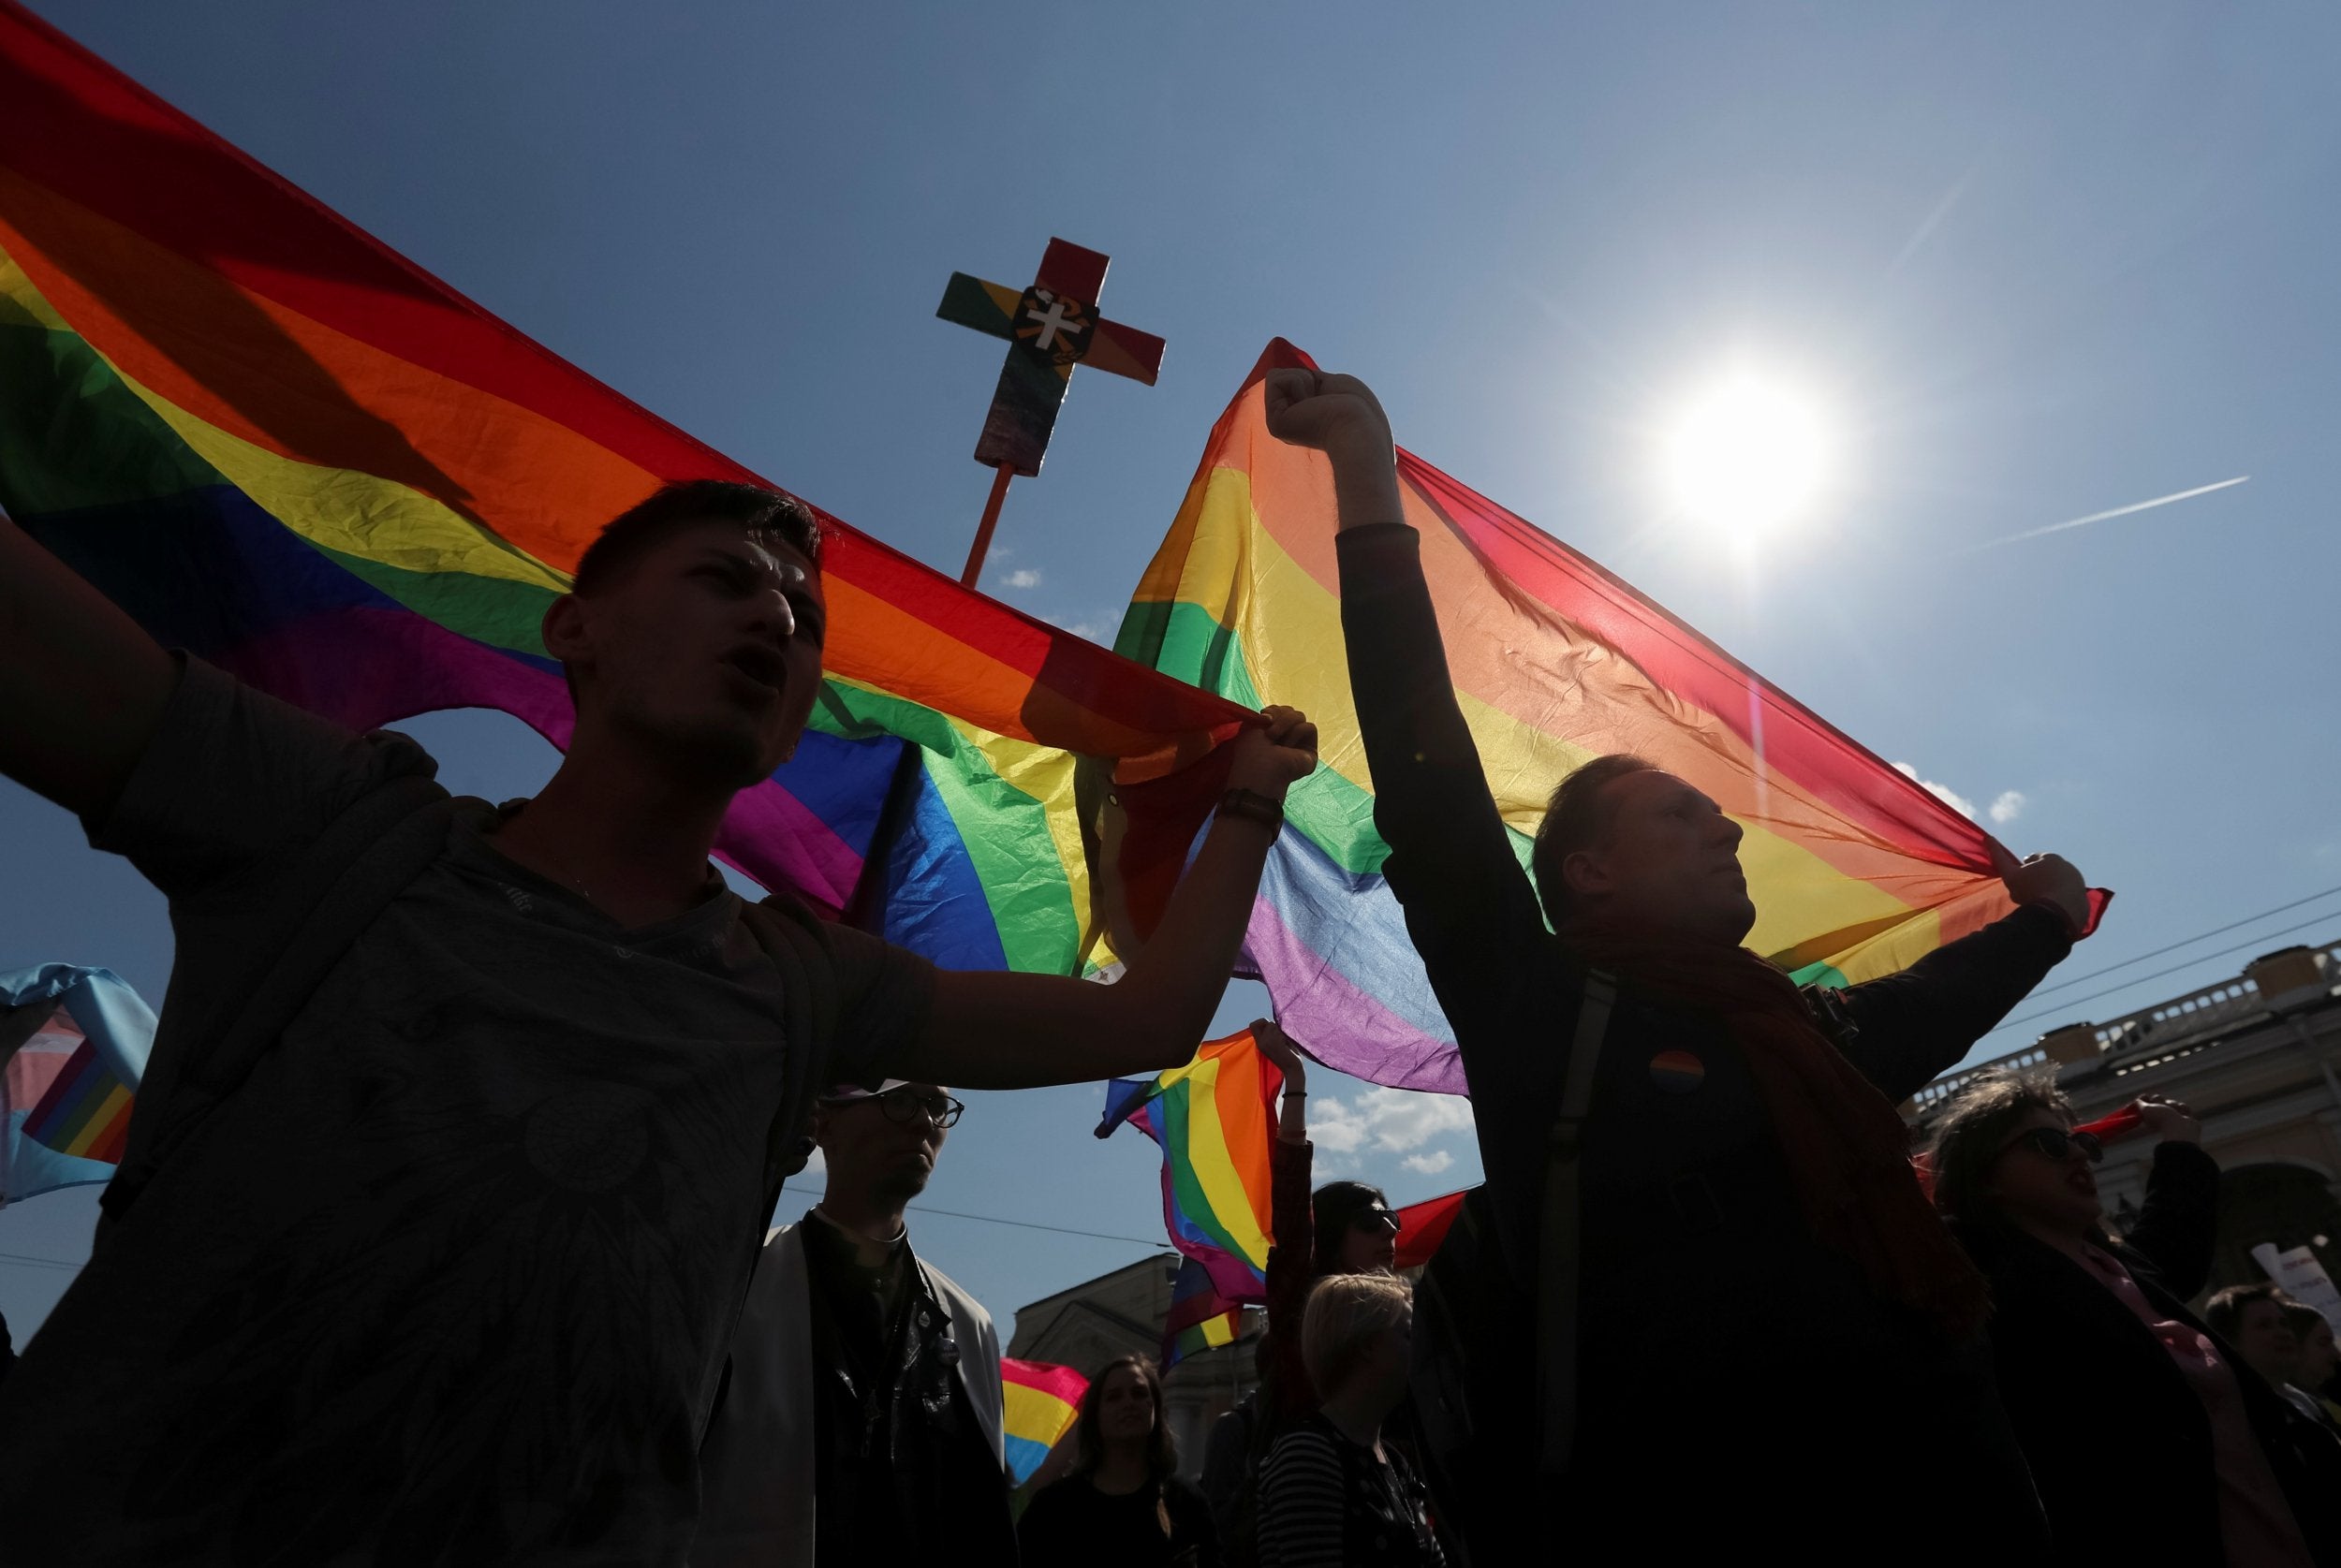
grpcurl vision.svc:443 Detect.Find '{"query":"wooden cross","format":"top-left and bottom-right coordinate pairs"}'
top-left (937, 238), bottom-right (1165, 586)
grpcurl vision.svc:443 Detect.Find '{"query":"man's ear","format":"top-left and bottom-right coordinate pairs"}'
top-left (809, 1104), bottom-right (832, 1153)
top-left (541, 592), bottom-right (592, 667)
top-left (1563, 847), bottom-right (1610, 901)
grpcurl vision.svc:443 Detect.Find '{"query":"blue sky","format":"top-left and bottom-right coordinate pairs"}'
top-left (7, 2), bottom-right (2340, 1340)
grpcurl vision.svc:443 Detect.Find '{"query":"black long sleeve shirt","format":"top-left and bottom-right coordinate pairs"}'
top-left (1335, 520), bottom-right (2070, 1544)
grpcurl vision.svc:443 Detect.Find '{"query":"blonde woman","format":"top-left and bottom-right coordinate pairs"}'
top-left (1256, 1274), bottom-right (1442, 1568)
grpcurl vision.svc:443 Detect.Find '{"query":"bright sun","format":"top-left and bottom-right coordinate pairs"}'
top-left (1664, 371), bottom-right (1831, 538)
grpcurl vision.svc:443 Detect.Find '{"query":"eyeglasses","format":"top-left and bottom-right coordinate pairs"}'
top-left (2005, 1126), bottom-right (2103, 1165)
top-left (875, 1087), bottom-right (965, 1129)
top-left (1349, 1208), bottom-right (1403, 1234)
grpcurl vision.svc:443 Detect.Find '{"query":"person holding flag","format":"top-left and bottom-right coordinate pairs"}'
top-left (1264, 368), bottom-right (2092, 1560)
top-left (0, 484), bottom-right (1318, 1562)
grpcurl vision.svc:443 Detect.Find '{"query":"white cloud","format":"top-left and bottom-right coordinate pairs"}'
top-left (998, 567), bottom-right (1043, 591)
top-left (1988, 790), bottom-right (2026, 826)
top-left (1403, 1150), bottom-right (1454, 1176)
top-left (801, 1146), bottom-right (825, 1178)
top-left (1893, 762), bottom-right (1974, 820)
top-left (1308, 1086), bottom-right (1475, 1157)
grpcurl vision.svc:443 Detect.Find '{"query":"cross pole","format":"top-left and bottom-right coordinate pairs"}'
top-left (936, 238), bottom-right (1165, 587)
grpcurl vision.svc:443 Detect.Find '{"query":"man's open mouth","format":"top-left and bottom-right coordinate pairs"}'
top-left (723, 644), bottom-right (787, 693)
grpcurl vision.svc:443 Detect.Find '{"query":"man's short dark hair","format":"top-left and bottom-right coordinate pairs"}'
top-left (1529, 754), bottom-right (1657, 928)
top-left (2206, 1282), bottom-right (2287, 1341)
top-left (572, 479), bottom-right (821, 596)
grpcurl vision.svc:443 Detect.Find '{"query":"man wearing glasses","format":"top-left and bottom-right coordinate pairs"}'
top-left (696, 1080), bottom-right (1010, 1567)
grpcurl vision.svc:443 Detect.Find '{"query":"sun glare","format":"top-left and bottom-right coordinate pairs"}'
top-left (1664, 371), bottom-right (1831, 538)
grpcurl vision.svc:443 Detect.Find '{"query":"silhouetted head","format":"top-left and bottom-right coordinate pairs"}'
top-left (545, 480), bottom-right (826, 791)
top-left (1531, 755), bottom-right (1754, 944)
top-left (1312, 1180), bottom-right (1399, 1277)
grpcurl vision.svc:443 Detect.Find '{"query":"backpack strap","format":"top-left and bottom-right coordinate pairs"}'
top-left (1533, 967), bottom-right (1616, 1478)
top-left (100, 777), bottom-right (468, 1226)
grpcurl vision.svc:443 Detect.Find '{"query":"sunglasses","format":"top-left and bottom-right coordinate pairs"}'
top-left (873, 1087), bottom-right (965, 1129)
top-left (2006, 1126), bottom-right (2103, 1165)
top-left (1348, 1208), bottom-right (1403, 1234)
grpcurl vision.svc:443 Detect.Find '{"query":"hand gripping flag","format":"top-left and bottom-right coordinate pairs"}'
top-left (0, 3), bottom-right (1247, 978)
top-left (1118, 341), bottom-right (2107, 1092)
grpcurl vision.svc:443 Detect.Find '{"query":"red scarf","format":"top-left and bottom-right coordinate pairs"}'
top-left (1563, 919), bottom-right (1989, 1341)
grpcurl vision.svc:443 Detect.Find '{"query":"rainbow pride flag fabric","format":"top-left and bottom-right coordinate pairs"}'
top-left (1121, 342), bottom-right (2106, 1093)
top-left (1000, 1357), bottom-right (1087, 1486)
top-left (1160, 1256), bottom-right (1245, 1368)
top-left (1, 965), bottom-right (155, 1206)
top-left (0, 4), bottom-right (1244, 977)
top-left (1097, 1031), bottom-right (1281, 1303)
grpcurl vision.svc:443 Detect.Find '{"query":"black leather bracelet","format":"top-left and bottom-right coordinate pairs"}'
top-left (1216, 786), bottom-right (1285, 832)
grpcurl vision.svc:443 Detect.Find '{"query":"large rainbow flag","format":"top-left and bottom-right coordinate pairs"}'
top-left (1097, 1030), bottom-right (1281, 1303)
top-left (1121, 342), bottom-right (2105, 1093)
top-left (0, 4), bottom-right (1245, 976)
top-left (1, 964), bottom-right (154, 1206)
top-left (1000, 1358), bottom-right (1087, 1487)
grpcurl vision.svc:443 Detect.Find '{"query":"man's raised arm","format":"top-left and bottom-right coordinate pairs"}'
top-left (1262, 369), bottom-right (1545, 944)
top-left (0, 513), bottom-right (176, 820)
top-left (891, 706), bottom-right (1319, 1088)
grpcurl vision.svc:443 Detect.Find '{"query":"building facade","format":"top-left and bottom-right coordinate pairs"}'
top-left (1007, 1255), bottom-right (1261, 1477)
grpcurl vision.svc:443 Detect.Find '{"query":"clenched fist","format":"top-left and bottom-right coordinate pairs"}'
top-left (1225, 704), bottom-right (1319, 799)
top-left (1262, 368), bottom-right (1405, 525)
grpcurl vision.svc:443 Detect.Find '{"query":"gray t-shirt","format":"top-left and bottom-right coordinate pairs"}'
top-left (0, 661), bottom-right (934, 1564)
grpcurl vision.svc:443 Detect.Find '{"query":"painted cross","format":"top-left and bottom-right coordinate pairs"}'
top-left (937, 238), bottom-right (1165, 478)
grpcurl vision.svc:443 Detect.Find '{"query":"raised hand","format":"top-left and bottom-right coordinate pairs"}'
top-left (1225, 704), bottom-right (1319, 799)
top-left (1263, 367), bottom-right (1393, 460)
top-left (1999, 851), bottom-right (2090, 937)
top-left (1252, 1015), bottom-right (1306, 1089)
top-left (2132, 1093), bottom-right (2201, 1145)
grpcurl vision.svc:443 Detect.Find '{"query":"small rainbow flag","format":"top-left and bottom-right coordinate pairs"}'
top-left (1160, 1256), bottom-right (1245, 1369)
top-left (1001, 1357), bottom-right (1087, 1486)
top-left (1, 964), bottom-right (155, 1206)
top-left (1097, 1031), bottom-right (1282, 1303)
top-left (1121, 341), bottom-right (2106, 1092)
top-left (0, 4), bottom-right (1244, 981)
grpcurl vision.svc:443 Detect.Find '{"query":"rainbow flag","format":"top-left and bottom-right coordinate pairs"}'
top-left (1000, 1357), bottom-right (1087, 1486)
top-left (1, 964), bottom-right (155, 1206)
top-left (1121, 342), bottom-right (2106, 1093)
top-left (1160, 1256), bottom-right (1245, 1368)
top-left (0, 4), bottom-right (1244, 976)
top-left (1097, 1031), bottom-right (1281, 1303)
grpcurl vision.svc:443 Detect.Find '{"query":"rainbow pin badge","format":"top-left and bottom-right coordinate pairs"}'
top-left (1648, 1049), bottom-right (1707, 1094)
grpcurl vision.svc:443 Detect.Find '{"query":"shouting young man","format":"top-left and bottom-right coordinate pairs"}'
top-left (1264, 372), bottom-right (2090, 1561)
top-left (0, 482), bottom-right (1315, 1563)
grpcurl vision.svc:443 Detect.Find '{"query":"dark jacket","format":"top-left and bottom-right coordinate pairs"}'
top-left (1954, 1142), bottom-right (2341, 1566)
top-left (1337, 522), bottom-right (2070, 1552)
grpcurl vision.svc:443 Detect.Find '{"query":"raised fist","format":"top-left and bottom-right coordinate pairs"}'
top-left (1263, 368), bottom-right (1393, 462)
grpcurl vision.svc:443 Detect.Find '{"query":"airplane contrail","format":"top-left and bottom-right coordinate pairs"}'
top-left (1962, 475), bottom-right (2250, 553)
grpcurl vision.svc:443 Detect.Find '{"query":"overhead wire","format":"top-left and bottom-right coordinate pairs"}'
top-left (1980, 907), bottom-right (2341, 1044)
top-left (2016, 882), bottom-right (2341, 1003)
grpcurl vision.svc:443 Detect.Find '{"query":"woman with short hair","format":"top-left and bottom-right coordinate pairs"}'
top-left (1017, 1356), bottom-right (1219, 1568)
top-left (1930, 1072), bottom-right (2341, 1564)
top-left (1255, 1274), bottom-right (1443, 1568)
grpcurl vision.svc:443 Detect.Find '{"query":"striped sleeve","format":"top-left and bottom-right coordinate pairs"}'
top-left (1255, 1429), bottom-right (1349, 1568)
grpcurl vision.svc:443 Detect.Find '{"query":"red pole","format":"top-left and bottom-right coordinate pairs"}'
top-left (959, 462), bottom-right (1016, 588)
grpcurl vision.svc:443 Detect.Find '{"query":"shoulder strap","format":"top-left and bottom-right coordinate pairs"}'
top-left (100, 779), bottom-right (467, 1226)
top-left (1533, 968), bottom-right (1616, 1478)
